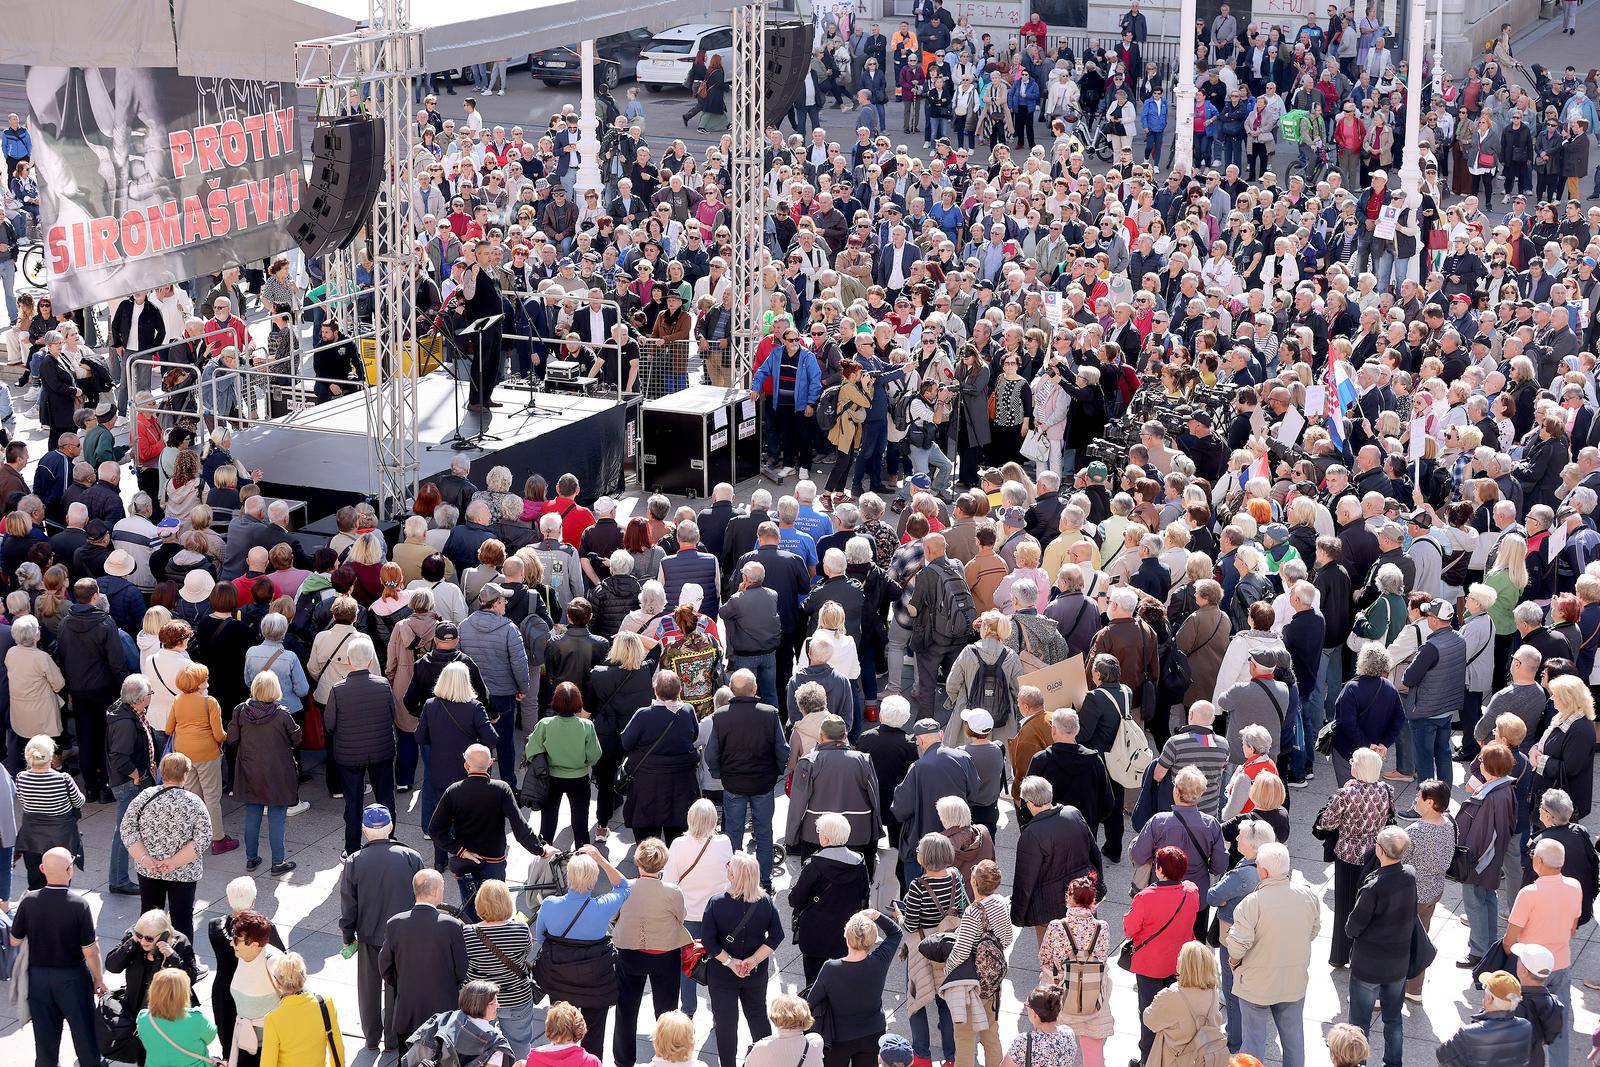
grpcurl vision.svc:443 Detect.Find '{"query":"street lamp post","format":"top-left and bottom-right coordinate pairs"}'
top-left (1398, 0), bottom-right (1428, 203)
top-left (1172, 0), bottom-right (1199, 172)
top-left (575, 39), bottom-right (604, 194)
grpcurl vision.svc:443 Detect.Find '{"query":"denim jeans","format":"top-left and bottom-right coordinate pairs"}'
top-left (489, 693), bottom-right (519, 785)
top-left (926, 116), bottom-right (949, 143)
top-left (453, 859), bottom-right (507, 922)
top-left (729, 652), bottom-right (778, 708)
top-left (1238, 998), bottom-right (1304, 1067)
top-left (1348, 978), bottom-right (1404, 1067)
top-left (0, 261), bottom-right (14, 322)
top-left (850, 419), bottom-right (889, 489)
top-left (1319, 649), bottom-right (1343, 745)
top-left (1461, 882), bottom-right (1501, 958)
top-left (723, 787), bottom-right (776, 887)
top-left (910, 441), bottom-right (954, 493)
top-left (679, 919), bottom-right (704, 1014)
top-left (109, 780), bottom-right (141, 888)
top-left (908, 995), bottom-right (955, 1059)
top-left (1220, 134), bottom-right (1244, 169)
top-left (243, 803), bottom-right (288, 865)
top-left (497, 997), bottom-right (536, 1060)
top-left (1219, 936), bottom-right (1242, 1050)
top-left (1408, 715), bottom-right (1452, 791)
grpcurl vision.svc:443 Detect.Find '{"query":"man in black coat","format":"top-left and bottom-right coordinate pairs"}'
top-left (1025, 709), bottom-right (1120, 860)
top-left (322, 641), bottom-right (398, 854)
top-left (339, 806), bottom-right (425, 1052)
top-left (378, 868), bottom-right (469, 1053)
top-left (705, 671), bottom-right (789, 888)
top-left (1011, 775), bottom-right (1105, 936)
top-left (426, 744), bottom-right (550, 920)
top-left (431, 455), bottom-right (478, 514)
top-left (696, 484), bottom-right (739, 563)
top-left (56, 578), bottom-right (126, 802)
top-left (1525, 790), bottom-right (1599, 927)
top-left (1345, 826), bottom-right (1418, 1067)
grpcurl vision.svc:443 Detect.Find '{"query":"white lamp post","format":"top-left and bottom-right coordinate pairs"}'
top-left (575, 39), bottom-right (604, 194)
top-left (1398, 0), bottom-right (1428, 204)
top-left (1172, 0), bottom-right (1199, 172)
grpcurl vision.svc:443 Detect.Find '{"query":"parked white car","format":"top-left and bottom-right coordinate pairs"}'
top-left (636, 23), bottom-right (735, 91)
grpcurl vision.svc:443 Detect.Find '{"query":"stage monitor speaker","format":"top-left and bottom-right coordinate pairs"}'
top-left (763, 20), bottom-right (812, 127)
top-left (285, 115), bottom-right (386, 260)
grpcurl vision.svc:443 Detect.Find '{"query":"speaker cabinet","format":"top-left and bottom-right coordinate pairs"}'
top-left (286, 115), bottom-right (385, 259)
top-left (763, 19), bottom-right (812, 126)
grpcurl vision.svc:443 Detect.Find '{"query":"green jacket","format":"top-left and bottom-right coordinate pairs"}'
top-left (83, 423), bottom-right (128, 468)
top-left (1353, 591), bottom-right (1406, 643)
top-left (1484, 568), bottom-right (1523, 636)
top-left (525, 713), bottom-right (602, 778)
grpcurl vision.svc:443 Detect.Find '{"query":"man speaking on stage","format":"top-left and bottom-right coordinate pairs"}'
top-left (458, 241), bottom-right (503, 413)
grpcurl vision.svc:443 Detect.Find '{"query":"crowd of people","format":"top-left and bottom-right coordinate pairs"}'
top-left (10, 2), bottom-right (1600, 1066)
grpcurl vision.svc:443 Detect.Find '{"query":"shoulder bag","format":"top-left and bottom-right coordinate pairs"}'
top-left (146, 1013), bottom-right (226, 1067)
top-left (1444, 812), bottom-right (1474, 882)
top-left (675, 836), bottom-right (716, 979)
top-left (1116, 887), bottom-right (1186, 970)
top-left (472, 924), bottom-right (532, 981)
top-left (615, 715), bottom-right (676, 798)
top-left (684, 899), bottom-right (761, 985)
top-left (914, 876), bottom-right (966, 962)
top-left (314, 994), bottom-right (343, 1067)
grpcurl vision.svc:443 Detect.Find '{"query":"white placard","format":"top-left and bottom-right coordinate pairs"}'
top-left (1408, 418), bottom-right (1428, 460)
top-left (1305, 385), bottom-right (1325, 413)
top-left (1276, 406), bottom-right (1306, 446)
top-left (1374, 205), bottom-right (1400, 241)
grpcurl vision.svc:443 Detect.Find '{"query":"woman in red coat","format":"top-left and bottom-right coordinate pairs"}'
top-left (1126, 845), bottom-right (1201, 1063)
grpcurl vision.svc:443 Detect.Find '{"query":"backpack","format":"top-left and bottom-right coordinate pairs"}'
top-left (972, 906), bottom-right (1009, 1002)
top-left (1422, 463), bottom-right (1454, 509)
top-left (1057, 920), bottom-right (1106, 1015)
top-left (1104, 686), bottom-right (1154, 789)
top-left (927, 562), bottom-right (978, 645)
top-left (1171, 995), bottom-right (1230, 1067)
top-left (965, 648), bottom-right (1017, 731)
top-left (1159, 637), bottom-right (1193, 697)
top-left (816, 384), bottom-right (842, 432)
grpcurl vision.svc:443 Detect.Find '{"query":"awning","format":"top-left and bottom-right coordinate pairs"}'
top-left (3, 0), bottom-right (724, 81)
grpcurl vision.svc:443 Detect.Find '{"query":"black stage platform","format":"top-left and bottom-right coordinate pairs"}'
top-left (233, 372), bottom-right (633, 512)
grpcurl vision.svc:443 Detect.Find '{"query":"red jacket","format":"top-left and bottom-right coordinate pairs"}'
top-left (1125, 880), bottom-right (1200, 978)
top-left (546, 496), bottom-right (595, 549)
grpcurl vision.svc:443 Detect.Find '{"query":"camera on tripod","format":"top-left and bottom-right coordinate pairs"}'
top-left (1085, 438), bottom-right (1127, 470)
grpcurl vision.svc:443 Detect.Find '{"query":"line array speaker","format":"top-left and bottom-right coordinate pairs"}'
top-left (763, 20), bottom-right (813, 127)
top-left (285, 115), bottom-right (386, 259)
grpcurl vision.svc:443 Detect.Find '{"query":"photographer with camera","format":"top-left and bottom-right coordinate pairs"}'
top-left (1228, 387), bottom-right (1260, 451)
top-left (1176, 410), bottom-right (1229, 483)
top-left (905, 377), bottom-right (955, 497)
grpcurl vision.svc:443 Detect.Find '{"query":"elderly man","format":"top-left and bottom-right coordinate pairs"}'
top-left (1346, 826), bottom-right (1417, 1067)
top-left (322, 638), bottom-right (398, 855)
top-left (1025, 709), bottom-right (1120, 857)
top-left (1088, 587), bottom-right (1160, 718)
top-left (785, 632), bottom-right (856, 733)
top-left (379, 869), bottom-right (470, 1053)
top-left (1226, 842), bottom-right (1322, 1067)
top-left (1506, 835), bottom-right (1583, 1067)
top-left (890, 717), bottom-right (977, 885)
top-left (339, 804), bottom-right (424, 1053)
top-left (80, 461), bottom-right (124, 524)
top-left (1218, 647), bottom-right (1291, 770)
top-left (1524, 788), bottom-right (1598, 932)
top-left (11, 847), bottom-right (109, 1067)
top-left (1398, 599), bottom-right (1467, 812)
top-left (1152, 700), bottom-right (1232, 816)
top-left (1436, 970), bottom-right (1534, 1065)
top-left (458, 583), bottom-right (530, 781)
top-left (1012, 774), bottom-right (1104, 943)
top-left (704, 670), bottom-right (788, 889)
top-left (426, 743), bottom-right (551, 920)
top-left (1476, 645), bottom-right (1547, 748)
top-left (786, 711), bottom-right (880, 871)
top-left (721, 560), bottom-right (782, 708)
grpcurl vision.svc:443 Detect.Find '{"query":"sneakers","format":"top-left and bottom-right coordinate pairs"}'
top-left (1382, 770), bottom-right (1414, 782)
top-left (1405, 991), bottom-right (1423, 1002)
top-left (211, 836), bottom-right (240, 855)
top-left (270, 861), bottom-right (298, 876)
top-left (244, 856), bottom-right (263, 872)
top-left (1287, 777), bottom-right (1311, 790)
top-left (286, 801), bottom-right (310, 817)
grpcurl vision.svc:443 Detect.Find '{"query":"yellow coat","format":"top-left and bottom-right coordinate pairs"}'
top-left (260, 992), bottom-right (345, 1067)
top-left (826, 379), bottom-right (873, 453)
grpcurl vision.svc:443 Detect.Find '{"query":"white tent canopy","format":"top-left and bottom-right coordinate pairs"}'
top-left (4, 0), bottom-right (721, 81)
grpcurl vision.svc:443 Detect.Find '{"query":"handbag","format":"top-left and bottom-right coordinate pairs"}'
top-left (1020, 429), bottom-right (1050, 463)
top-left (1116, 891), bottom-right (1185, 970)
top-left (147, 1012), bottom-right (226, 1067)
top-left (1445, 813), bottom-right (1474, 882)
top-left (95, 990), bottom-right (138, 1063)
top-left (685, 900), bottom-right (761, 985)
top-left (301, 701), bottom-right (326, 750)
top-left (1315, 719), bottom-right (1337, 757)
top-left (518, 751), bottom-right (551, 808)
top-left (615, 717), bottom-right (676, 799)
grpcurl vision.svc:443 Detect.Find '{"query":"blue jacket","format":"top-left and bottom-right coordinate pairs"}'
top-left (97, 575), bottom-right (147, 637)
top-left (1140, 97), bottom-right (1169, 132)
top-left (889, 743), bottom-right (978, 858)
top-left (456, 609), bottom-right (531, 698)
top-left (1332, 674), bottom-right (1404, 759)
top-left (1008, 78), bottom-right (1041, 110)
top-left (751, 345), bottom-right (822, 410)
top-left (1220, 99), bottom-right (1251, 137)
top-left (0, 127), bottom-right (30, 162)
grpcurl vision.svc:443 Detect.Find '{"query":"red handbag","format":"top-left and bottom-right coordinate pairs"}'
top-left (680, 941), bottom-right (709, 982)
top-left (301, 702), bottom-right (326, 750)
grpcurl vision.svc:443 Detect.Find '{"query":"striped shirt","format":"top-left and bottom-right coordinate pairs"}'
top-left (902, 870), bottom-right (970, 933)
top-left (465, 920), bottom-right (536, 1008)
top-left (15, 770), bottom-right (84, 817)
top-left (946, 895), bottom-right (1014, 972)
top-left (1157, 727), bottom-right (1231, 816)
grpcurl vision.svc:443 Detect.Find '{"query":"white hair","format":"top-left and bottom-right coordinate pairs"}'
top-left (346, 636), bottom-right (377, 669)
top-left (1108, 587), bottom-right (1138, 615)
top-left (1256, 843), bottom-right (1291, 878)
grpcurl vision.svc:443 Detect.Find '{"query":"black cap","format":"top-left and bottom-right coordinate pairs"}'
top-left (1189, 410), bottom-right (1213, 428)
top-left (85, 520), bottom-right (109, 540)
top-left (435, 622), bottom-right (460, 639)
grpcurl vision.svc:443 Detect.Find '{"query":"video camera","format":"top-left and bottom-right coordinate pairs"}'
top-left (1085, 438), bottom-right (1127, 471)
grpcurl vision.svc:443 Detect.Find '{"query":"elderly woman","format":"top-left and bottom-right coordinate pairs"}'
top-left (383, 586), bottom-right (437, 792)
top-left (1331, 644), bottom-right (1404, 783)
top-left (1143, 942), bottom-right (1225, 1067)
top-left (168, 663), bottom-right (235, 854)
top-left (259, 952), bottom-right (344, 1067)
top-left (392, 515), bottom-right (436, 584)
top-left (404, 981), bottom-right (515, 1067)
top-left (1222, 772), bottom-right (1289, 862)
top-left (701, 852), bottom-right (786, 1067)
top-left (226, 671), bottom-right (302, 876)
top-left (802, 906), bottom-right (902, 1066)
top-left (995, 542), bottom-right (1050, 613)
top-left (622, 578), bottom-right (671, 641)
top-left (5, 615), bottom-right (63, 768)
top-left (1530, 674), bottom-right (1596, 821)
top-left (1037, 875), bottom-right (1111, 1067)
top-left (1402, 779), bottom-right (1454, 1002)
top-left (901, 833), bottom-right (966, 1064)
top-left (137, 968), bottom-right (217, 1067)
top-left (1485, 534), bottom-right (1529, 688)
top-left (1458, 582), bottom-right (1499, 761)
top-left (243, 612), bottom-right (310, 720)
top-left (943, 610), bottom-right (1022, 733)
top-left (207, 885), bottom-right (285, 1062)
top-left (943, 859), bottom-right (1013, 1067)
top-left (938, 795), bottom-right (997, 900)
top-left (470, 465), bottom-right (522, 519)
top-left (620, 672), bottom-right (702, 843)
top-left (1456, 741), bottom-right (1521, 966)
top-left (13, 734), bottom-right (82, 889)
top-left (106, 907), bottom-right (202, 1055)
top-left (609, 838), bottom-right (691, 1067)
top-left (1221, 724), bottom-right (1279, 821)
top-left (1126, 845), bottom-right (1202, 1062)
top-left (663, 798), bottom-right (732, 1015)
top-left (1174, 577), bottom-right (1231, 715)
top-left (745, 993), bottom-right (822, 1067)
top-left (1206, 818), bottom-right (1275, 1052)
top-left (587, 631), bottom-right (657, 841)
top-left (791, 813), bottom-right (873, 986)
top-left (462, 881), bottom-right (538, 1059)
top-left (532, 845), bottom-right (630, 1055)
top-left (121, 753), bottom-right (212, 940)
top-left (1316, 747), bottom-right (1395, 968)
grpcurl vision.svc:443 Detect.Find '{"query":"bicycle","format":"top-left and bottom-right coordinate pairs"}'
top-left (438, 848), bottom-right (574, 923)
top-left (18, 239), bottom-right (45, 289)
top-left (1287, 141), bottom-right (1337, 186)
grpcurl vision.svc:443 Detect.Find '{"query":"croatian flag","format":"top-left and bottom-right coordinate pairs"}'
top-left (1325, 360), bottom-right (1356, 454)
top-left (1247, 452), bottom-right (1271, 483)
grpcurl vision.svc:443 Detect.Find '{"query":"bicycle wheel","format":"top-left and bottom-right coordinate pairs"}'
top-left (1092, 131), bottom-right (1113, 162)
top-left (20, 245), bottom-right (45, 289)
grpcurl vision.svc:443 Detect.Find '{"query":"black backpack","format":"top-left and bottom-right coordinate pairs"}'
top-left (1159, 638), bottom-right (1193, 698)
top-left (927, 562), bottom-right (977, 645)
top-left (816, 385), bottom-right (842, 431)
top-left (965, 648), bottom-right (1017, 730)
